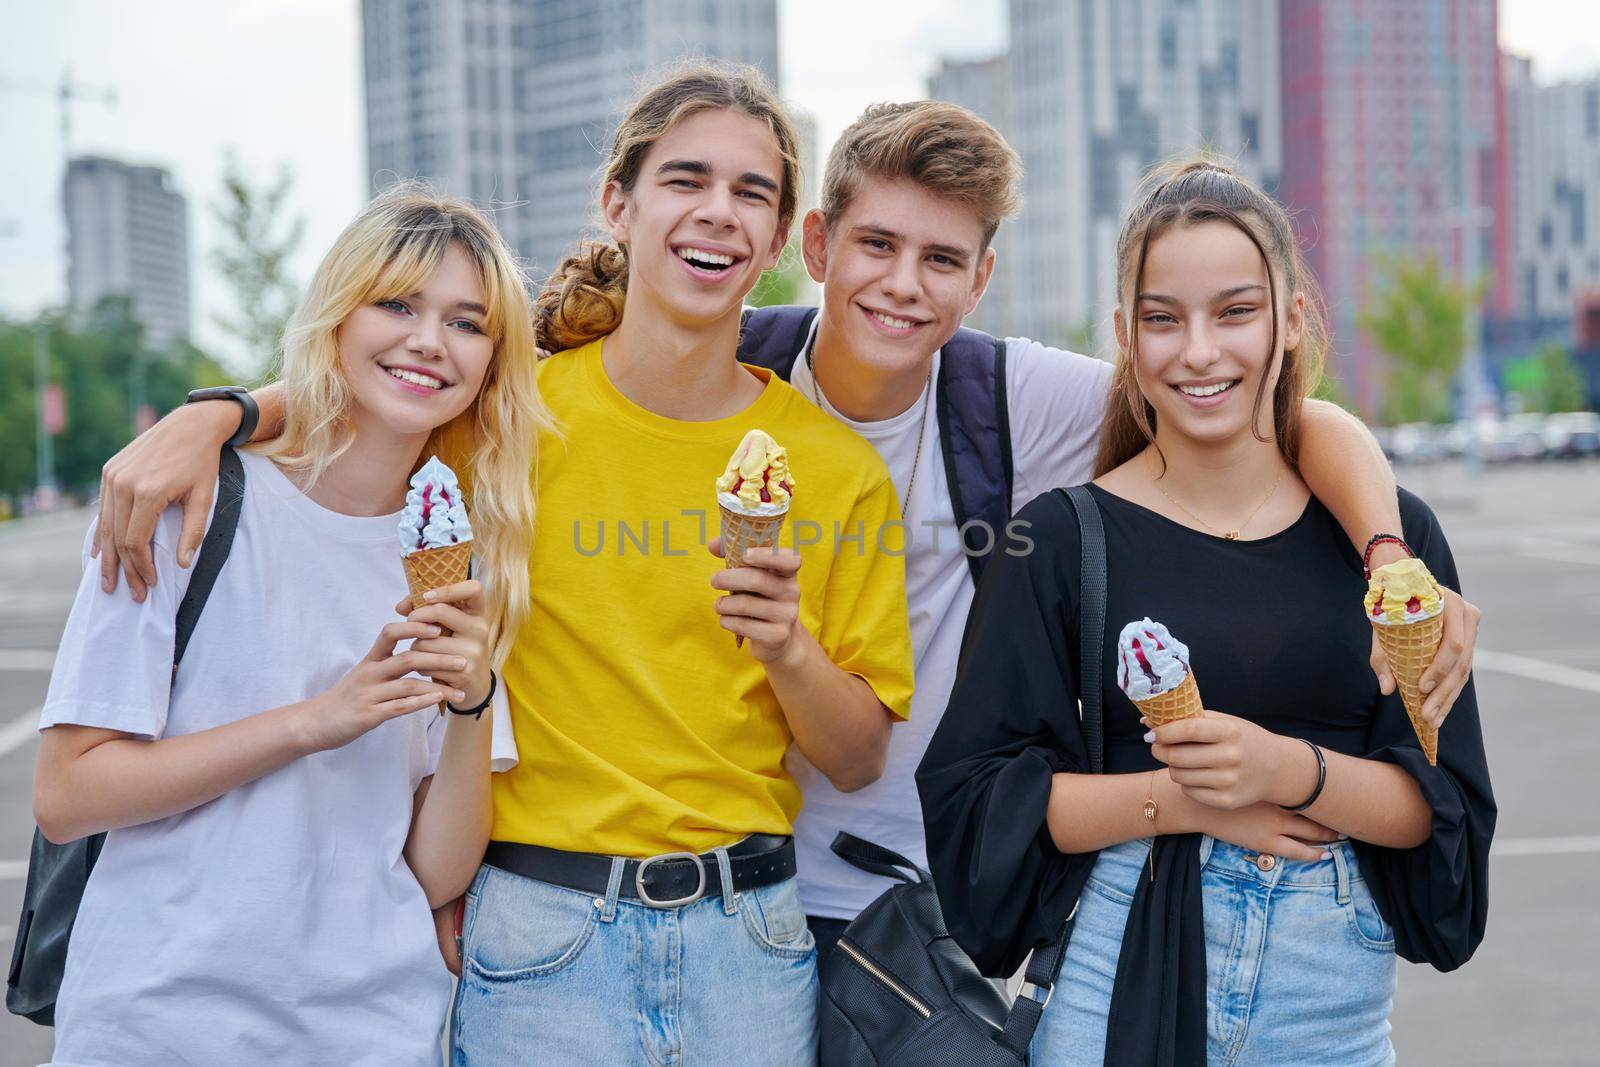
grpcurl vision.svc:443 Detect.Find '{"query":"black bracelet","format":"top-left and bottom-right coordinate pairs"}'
top-left (447, 670), bottom-right (496, 719)
top-left (1281, 738), bottom-right (1327, 812)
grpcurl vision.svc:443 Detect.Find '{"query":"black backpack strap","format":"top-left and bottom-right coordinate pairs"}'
top-left (936, 328), bottom-right (1013, 586)
top-left (172, 447), bottom-right (245, 675)
top-left (996, 483), bottom-right (1106, 1056)
top-left (736, 305), bottom-right (819, 379)
top-left (829, 831), bottom-right (928, 886)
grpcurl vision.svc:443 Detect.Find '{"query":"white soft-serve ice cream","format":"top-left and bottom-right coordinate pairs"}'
top-left (397, 456), bottom-right (473, 554)
top-left (1116, 618), bottom-right (1191, 701)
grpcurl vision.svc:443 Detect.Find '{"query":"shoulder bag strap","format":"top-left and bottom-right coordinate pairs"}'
top-left (997, 483), bottom-right (1106, 1056)
top-left (172, 447), bottom-right (246, 676)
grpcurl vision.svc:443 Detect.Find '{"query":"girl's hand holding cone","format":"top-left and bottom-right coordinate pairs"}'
top-left (393, 578), bottom-right (492, 710)
top-left (708, 540), bottom-right (803, 663)
top-left (1147, 709), bottom-right (1322, 812)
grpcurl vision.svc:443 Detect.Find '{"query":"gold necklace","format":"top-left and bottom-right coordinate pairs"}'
top-left (1153, 464), bottom-right (1287, 540)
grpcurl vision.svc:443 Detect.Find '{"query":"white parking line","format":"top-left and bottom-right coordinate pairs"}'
top-left (0, 649), bottom-right (54, 671)
top-left (1514, 537), bottom-right (1600, 568)
top-left (0, 860), bottom-right (28, 880)
top-left (1493, 835), bottom-right (1600, 857)
top-left (1474, 650), bottom-right (1600, 696)
top-left (0, 708), bottom-right (41, 758)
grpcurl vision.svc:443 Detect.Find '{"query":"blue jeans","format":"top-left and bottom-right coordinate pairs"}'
top-left (450, 861), bottom-right (819, 1065)
top-left (1032, 836), bottom-right (1397, 1066)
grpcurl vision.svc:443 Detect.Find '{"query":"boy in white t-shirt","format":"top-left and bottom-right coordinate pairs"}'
top-left (774, 102), bottom-right (1485, 969)
top-left (29, 186), bottom-right (548, 1064)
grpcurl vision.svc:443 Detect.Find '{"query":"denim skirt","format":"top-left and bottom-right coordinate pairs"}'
top-left (1031, 836), bottom-right (1397, 1067)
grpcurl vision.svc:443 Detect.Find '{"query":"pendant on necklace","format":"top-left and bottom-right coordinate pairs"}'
top-left (1224, 531), bottom-right (1240, 540)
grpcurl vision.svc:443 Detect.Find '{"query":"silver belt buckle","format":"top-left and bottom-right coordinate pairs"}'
top-left (634, 851), bottom-right (707, 908)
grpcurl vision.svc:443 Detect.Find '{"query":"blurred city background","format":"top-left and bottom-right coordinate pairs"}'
top-left (2, 1), bottom-right (1598, 1064)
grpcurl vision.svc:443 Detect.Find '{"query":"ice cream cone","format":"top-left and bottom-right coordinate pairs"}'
top-left (402, 540), bottom-right (473, 606)
top-left (1133, 669), bottom-right (1204, 727)
top-left (1371, 611), bottom-right (1444, 765)
top-left (719, 501), bottom-right (788, 647)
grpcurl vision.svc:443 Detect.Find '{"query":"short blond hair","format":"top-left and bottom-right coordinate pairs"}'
top-left (821, 101), bottom-right (1023, 248)
top-left (257, 182), bottom-right (552, 666)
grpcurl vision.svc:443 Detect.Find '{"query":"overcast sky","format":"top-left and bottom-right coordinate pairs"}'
top-left (0, 0), bottom-right (1592, 368)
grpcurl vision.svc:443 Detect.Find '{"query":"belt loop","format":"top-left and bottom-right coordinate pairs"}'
top-left (601, 856), bottom-right (626, 922)
top-left (1197, 834), bottom-right (1216, 868)
top-left (715, 847), bottom-right (738, 915)
top-left (1331, 842), bottom-right (1352, 905)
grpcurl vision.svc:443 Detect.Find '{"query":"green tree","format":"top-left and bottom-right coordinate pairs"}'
top-left (746, 234), bottom-right (811, 308)
top-left (0, 302), bottom-right (230, 501)
top-left (1359, 255), bottom-right (1479, 424)
top-left (211, 152), bottom-right (304, 375)
top-left (1502, 344), bottom-right (1588, 413)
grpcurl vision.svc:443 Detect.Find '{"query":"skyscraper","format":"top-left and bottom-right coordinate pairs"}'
top-left (928, 53), bottom-right (1017, 336)
top-left (1279, 0), bottom-right (1509, 416)
top-left (362, 0), bottom-right (780, 277)
top-left (1504, 55), bottom-right (1600, 322)
top-left (1003, 0), bottom-right (1282, 348)
top-left (63, 157), bottom-right (191, 349)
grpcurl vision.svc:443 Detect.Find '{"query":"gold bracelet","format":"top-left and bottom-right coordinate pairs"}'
top-left (1143, 771), bottom-right (1159, 830)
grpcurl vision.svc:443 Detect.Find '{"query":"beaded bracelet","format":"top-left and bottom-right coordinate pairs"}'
top-left (1361, 533), bottom-right (1414, 578)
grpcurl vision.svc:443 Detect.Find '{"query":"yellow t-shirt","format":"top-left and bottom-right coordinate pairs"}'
top-left (491, 339), bottom-right (914, 857)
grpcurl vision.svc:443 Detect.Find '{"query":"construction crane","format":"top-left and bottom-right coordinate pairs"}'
top-left (0, 68), bottom-right (118, 157)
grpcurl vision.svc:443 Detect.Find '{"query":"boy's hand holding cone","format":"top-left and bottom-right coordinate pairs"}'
top-left (713, 429), bottom-right (795, 648)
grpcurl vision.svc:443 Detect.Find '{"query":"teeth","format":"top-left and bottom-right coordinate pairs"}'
top-left (871, 311), bottom-right (918, 330)
top-left (386, 367), bottom-right (444, 390)
top-left (1178, 381), bottom-right (1236, 398)
top-left (677, 248), bottom-right (735, 267)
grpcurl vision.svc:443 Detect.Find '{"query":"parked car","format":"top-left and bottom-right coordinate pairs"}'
top-left (1543, 411), bottom-right (1600, 459)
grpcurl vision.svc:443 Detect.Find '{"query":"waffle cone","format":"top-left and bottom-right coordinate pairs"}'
top-left (719, 501), bottom-right (788, 647)
top-left (1371, 611), bottom-right (1444, 765)
top-left (1133, 670), bottom-right (1204, 726)
top-left (718, 501), bottom-right (788, 569)
top-left (402, 540), bottom-right (473, 605)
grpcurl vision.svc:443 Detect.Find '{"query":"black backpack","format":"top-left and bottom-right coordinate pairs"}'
top-left (818, 485), bottom-right (1108, 1065)
top-left (6, 447), bottom-right (245, 1026)
top-left (738, 305), bottom-right (1013, 585)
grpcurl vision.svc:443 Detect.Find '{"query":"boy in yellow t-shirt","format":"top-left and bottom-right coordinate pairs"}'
top-left (488, 337), bottom-right (912, 858)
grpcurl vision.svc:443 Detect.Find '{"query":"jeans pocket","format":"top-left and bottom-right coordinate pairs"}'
top-left (1084, 875), bottom-right (1135, 907)
top-left (740, 880), bottom-right (817, 959)
top-left (463, 868), bottom-right (599, 981)
top-left (1344, 881), bottom-right (1396, 951)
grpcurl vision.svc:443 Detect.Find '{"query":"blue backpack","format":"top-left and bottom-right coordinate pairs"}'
top-left (738, 305), bottom-right (1014, 583)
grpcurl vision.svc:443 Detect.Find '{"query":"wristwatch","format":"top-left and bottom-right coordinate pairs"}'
top-left (185, 386), bottom-right (260, 448)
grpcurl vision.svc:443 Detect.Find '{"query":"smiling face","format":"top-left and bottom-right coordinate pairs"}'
top-left (1116, 219), bottom-right (1303, 450)
top-left (602, 107), bottom-right (788, 329)
top-left (336, 241), bottom-right (495, 441)
top-left (805, 175), bottom-right (994, 378)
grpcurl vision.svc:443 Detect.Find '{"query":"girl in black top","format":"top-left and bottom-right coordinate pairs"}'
top-left (917, 160), bottom-right (1493, 1066)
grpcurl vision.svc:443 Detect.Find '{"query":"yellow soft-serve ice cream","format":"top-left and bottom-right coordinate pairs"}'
top-left (716, 429), bottom-right (794, 511)
top-left (1364, 556), bottom-right (1446, 764)
top-left (716, 430), bottom-right (795, 647)
top-left (1364, 557), bottom-right (1443, 624)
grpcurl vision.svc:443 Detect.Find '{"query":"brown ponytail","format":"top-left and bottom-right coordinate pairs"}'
top-left (535, 240), bottom-right (629, 353)
top-left (533, 60), bottom-right (800, 354)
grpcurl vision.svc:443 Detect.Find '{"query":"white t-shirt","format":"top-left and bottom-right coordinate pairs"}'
top-left (40, 451), bottom-right (451, 1067)
top-left (788, 331), bottom-right (1112, 920)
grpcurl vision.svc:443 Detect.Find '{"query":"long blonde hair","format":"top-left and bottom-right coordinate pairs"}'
top-left (254, 182), bottom-right (551, 665)
top-left (535, 61), bottom-right (801, 353)
top-left (1095, 158), bottom-right (1329, 477)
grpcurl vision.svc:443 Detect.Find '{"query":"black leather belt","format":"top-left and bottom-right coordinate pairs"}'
top-left (484, 834), bottom-right (795, 909)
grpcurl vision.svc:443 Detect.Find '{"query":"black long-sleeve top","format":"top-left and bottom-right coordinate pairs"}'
top-left (917, 485), bottom-right (1495, 1065)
